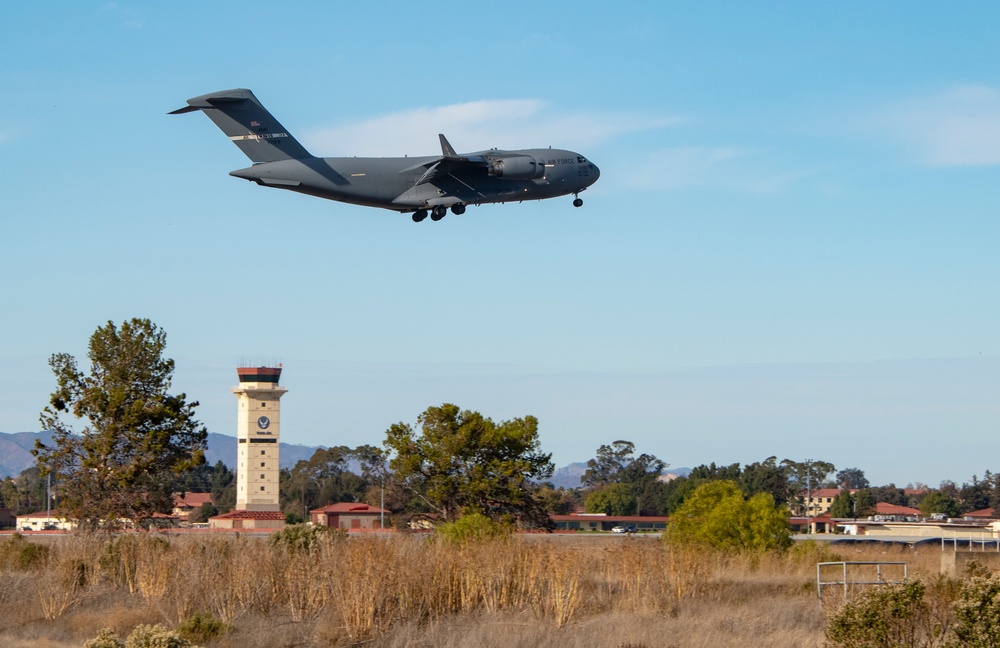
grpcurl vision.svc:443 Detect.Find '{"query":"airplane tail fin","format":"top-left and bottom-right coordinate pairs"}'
top-left (170, 88), bottom-right (313, 163)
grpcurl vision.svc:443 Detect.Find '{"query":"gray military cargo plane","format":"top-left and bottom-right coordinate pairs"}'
top-left (171, 88), bottom-right (600, 222)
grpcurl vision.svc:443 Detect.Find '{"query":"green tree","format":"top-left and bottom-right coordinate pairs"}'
top-left (585, 482), bottom-right (637, 516)
top-left (782, 459), bottom-right (836, 493)
top-left (582, 440), bottom-right (665, 490)
top-left (740, 456), bottom-right (792, 504)
top-left (919, 490), bottom-right (961, 518)
top-left (383, 404), bottom-right (554, 528)
top-left (959, 474), bottom-right (992, 513)
top-left (187, 502), bottom-right (217, 524)
top-left (666, 480), bottom-right (791, 552)
top-left (854, 488), bottom-right (876, 517)
top-left (836, 467), bottom-right (870, 489)
top-left (34, 319), bottom-right (207, 528)
top-left (870, 483), bottom-right (907, 506)
top-left (829, 490), bottom-right (854, 518)
top-left (536, 484), bottom-right (578, 515)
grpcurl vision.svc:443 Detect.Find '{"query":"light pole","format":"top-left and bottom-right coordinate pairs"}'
top-left (805, 459), bottom-right (813, 535)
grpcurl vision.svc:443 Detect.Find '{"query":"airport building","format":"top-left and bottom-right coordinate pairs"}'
top-left (209, 366), bottom-right (287, 530)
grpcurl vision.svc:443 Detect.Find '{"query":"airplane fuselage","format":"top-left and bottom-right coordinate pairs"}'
top-left (230, 148), bottom-right (598, 212)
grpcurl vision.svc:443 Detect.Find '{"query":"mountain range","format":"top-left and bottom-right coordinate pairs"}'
top-left (0, 431), bottom-right (320, 479)
top-left (0, 431), bottom-right (687, 487)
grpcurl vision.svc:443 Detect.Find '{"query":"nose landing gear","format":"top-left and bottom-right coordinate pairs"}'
top-left (572, 195), bottom-right (584, 208)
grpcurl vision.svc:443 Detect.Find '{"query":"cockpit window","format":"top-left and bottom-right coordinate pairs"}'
top-left (577, 156), bottom-right (588, 164)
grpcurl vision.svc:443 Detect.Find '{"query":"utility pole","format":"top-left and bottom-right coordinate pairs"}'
top-left (805, 459), bottom-right (813, 535)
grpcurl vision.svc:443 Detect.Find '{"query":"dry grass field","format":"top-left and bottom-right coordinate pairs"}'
top-left (0, 531), bottom-right (960, 647)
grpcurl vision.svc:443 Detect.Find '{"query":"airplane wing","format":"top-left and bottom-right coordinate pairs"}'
top-left (411, 134), bottom-right (488, 185)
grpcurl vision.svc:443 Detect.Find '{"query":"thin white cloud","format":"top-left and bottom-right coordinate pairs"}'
top-left (623, 146), bottom-right (812, 194)
top-left (301, 99), bottom-right (677, 157)
top-left (883, 85), bottom-right (1000, 167)
top-left (0, 128), bottom-right (18, 147)
top-left (101, 2), bottom-right (144, 29)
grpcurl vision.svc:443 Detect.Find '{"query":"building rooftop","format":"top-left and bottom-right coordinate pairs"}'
top-left (173, 492), bottom-right (214, 508)
top-left (310, 503), bottom-right (389, 515)
top-left (874, 502), bottom-right (922, 516)
top-left (210, 510), bottom-right (285, 521)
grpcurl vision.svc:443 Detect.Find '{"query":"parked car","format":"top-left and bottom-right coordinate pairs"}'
top-left (611, 525), bottom-right (635, 534)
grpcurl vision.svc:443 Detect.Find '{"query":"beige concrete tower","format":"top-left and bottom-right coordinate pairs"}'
top-left (232, 366), bottom-right (287, 512)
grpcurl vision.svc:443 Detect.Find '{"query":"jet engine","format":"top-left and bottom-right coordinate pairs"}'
top-left (488, 156), bottom-right (545, 179)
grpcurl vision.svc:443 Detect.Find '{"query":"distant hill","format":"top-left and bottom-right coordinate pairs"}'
top-left (548, 462), bottom-right (692, 489)
top-left (0, 431), bottom-right (56, 478)
top-left (2, 431), bottom-right (604, 483)
top-left (203, 432), bottom-right (321, 469)
top-left (550, 462), bottom-right (588, 489)
top-left (0, 431), bottom-right (323, 478)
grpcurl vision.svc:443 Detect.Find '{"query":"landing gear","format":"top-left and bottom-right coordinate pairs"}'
top-left (573, 197), bottom-right (584, 208)
top-left (451, 204), bottom-right (466, 215)
top-left (412, 209), bottom-right (428, 223)
top-left (430, 205), bottom-right (447, 221)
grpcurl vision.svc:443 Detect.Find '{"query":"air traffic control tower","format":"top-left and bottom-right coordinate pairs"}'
top-left (232, 366), bottom-right (287, 512)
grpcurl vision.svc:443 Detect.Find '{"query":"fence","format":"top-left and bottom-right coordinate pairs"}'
top-left (817, 561), bottom-right (908, 602)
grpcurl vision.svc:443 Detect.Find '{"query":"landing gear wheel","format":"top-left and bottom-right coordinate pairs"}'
top-left (412, 209), bottom-right (428, 223)
top-left (451, 204), bottom-right (466, 215)
top-left (573, 198), bottom-right (584, 208)
top-left (431, 205), bottom-right (447, 221)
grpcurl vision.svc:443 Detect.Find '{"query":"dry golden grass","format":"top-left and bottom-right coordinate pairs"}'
top-left (0, 532), bottom-right (972, 647)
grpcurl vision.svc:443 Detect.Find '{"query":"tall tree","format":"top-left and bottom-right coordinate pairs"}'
top-left (383, 404), bottom-right (554, 528)
top-left (870, 484), bottom-right (907, 507)
top-left (829, 490), bottom-right (854, 518)
top-left (854, 488), bottom-right (876, 517)
top-left (34, 319), bottom-right (207, 528)
top-left (919, 490), bottom-right (961, 518)
top-left (582, 440), bottom-right (666, 496)
top-left (836, 467), bottom-right (870, 490)
top-left (782, 459), bottom-right (836, 493)
top-left (583, 440), bottom-right (638, 487)
top-left (740, 457), bottom-right (792, 504)
top-left (585, 482), bottom-right (637, 516)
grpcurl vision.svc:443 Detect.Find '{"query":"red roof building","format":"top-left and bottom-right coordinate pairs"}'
top-left (310, 503), bottom-right (389, 531)
top-left (208, 509), bottom-right (285, 530)
top-left (549, 513), bottom-right (668, 532)
top-left (172, 492), bottom-right (215, 521)
top-left (964, 508), bottom-right (998, 519)
top-left (874, 502), bottom-right (921, 516)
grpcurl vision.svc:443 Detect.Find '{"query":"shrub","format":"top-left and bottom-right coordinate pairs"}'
top-left (950, 572), bottom-right (1000, 647)
top-left (436, 511), bottom-right (513, 544)
top-left (826, 580), bottom-right (948, 648)
top-left (269, 523), bottom-right (341, 553)
top-left (124, 624), bottom-right (193, 648)
top-left (177, 612), bottom-right (231, 643)
top-left (0, 532), bottom-right (50, 571)
top-left (84, 628), bottom-right (124, 648)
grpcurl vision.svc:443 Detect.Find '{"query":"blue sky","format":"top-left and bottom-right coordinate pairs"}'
top-left (2, 3), bottom-right (999, 487)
